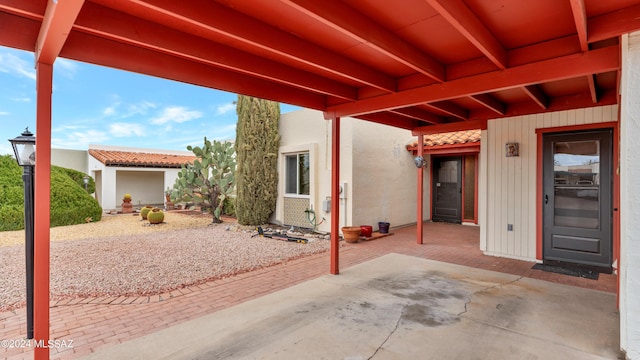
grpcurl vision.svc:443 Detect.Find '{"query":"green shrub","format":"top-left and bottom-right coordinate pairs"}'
top-left (0, 155), bottom-right (102, 231)
top-left (54, 166), bottom-right (96, 194)
top-left (223, 196), bottom-right (236, 217)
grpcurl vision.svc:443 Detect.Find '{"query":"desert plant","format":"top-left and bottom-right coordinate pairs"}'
top-left (235, 95), bottom-right (280, 225)
top-left (147, 208), bottom-right (165, 224)
top-left (140, 205), bottom-right (154, 220)
top-left (123, 193), bottom-right (132, 201)
top-left (171, 137), bottom-right (236, 223)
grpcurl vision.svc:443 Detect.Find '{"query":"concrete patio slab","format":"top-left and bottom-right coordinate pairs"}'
top-left (83, 253), bottom-right (620, 360)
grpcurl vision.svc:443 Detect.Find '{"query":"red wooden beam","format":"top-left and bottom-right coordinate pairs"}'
top-left (103, 0), bottom-right (396, 92)
top-left (522, 85), bottom-right (548, 109)
top-left (327, 46), bottom-right (620, 117)
top-left (412, 119), bottom-right (488, 136)
top-left (330, 117), bottom-right (340, 275)
top-left (34, 62), bottom-right (53, 360)
top-left (470, 93), bottom-right (505, 115)
top-left (391, 108), bottom-right (444, 125)
top-left (282, 0), bottom-right (445, 82)
top-left (74, 2), bottom-right (357, 101)
top-left (417, 134), bottom-right (424, 245)
top-left (61, 32), bottom-right (327, 110)
top-left (588, 3), bottom-right (640, 43)
top-left (426, 0), bottom-right (507, 69)
top-left (587, 74), bottom-right (599, 104)
top-left (421, 102), bottom-right (469, 121)
top-left (353, 112), bottom-right (419, 130)
top-left (35, 0), bottom-right (84, 64)
top-left (569, 0), bottom-right (588, 51)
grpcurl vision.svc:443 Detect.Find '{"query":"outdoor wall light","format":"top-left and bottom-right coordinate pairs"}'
top-left (83, 175), bottom-right (89, 192)
top-left (414, 155), bottom-right (427, 168)
top-left (8, 127), bottom-right (36, 339)
top-left (10, 128), bottom-right (36, 166)
top-left (506, 142), bottom-right (519, 157)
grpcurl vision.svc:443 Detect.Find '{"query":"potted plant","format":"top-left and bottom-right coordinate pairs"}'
top-left (121, 193), bottom-right (133, 214)
top-left (378, 221), bottom-right (390, 234)
top-left (341, 226), bottom-right (361, 243)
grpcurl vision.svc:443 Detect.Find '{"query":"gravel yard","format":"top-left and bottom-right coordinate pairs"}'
top-left (0, 212), bottom-right (331, 312)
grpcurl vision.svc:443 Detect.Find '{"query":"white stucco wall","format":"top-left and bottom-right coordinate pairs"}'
top-left (51, 148), bottom-right (88, 174)
top-left (276, 109), bottom-right (416, 233)
top-left (481, 105), bottom-right (618, 262)
top-left (620, 32), bottom-right (640, 360)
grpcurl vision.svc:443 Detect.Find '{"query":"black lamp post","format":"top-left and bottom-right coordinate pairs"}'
top-left (9, 128), bottom-right (35, 339)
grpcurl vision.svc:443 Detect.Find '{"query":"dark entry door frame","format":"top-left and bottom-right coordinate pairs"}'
top-left (536, 122), bottom-right (620, 270)
top-left (431, 156), bottom-right (462, 223)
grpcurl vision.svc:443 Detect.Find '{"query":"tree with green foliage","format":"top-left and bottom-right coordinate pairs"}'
top-left (235, 95), bottom-right (280, 225)
top-left (0, 154), bottom-right (102, 231)
top-left (170, 138), bottom-right (236, 223)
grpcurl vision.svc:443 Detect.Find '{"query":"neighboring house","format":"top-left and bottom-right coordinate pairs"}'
top-left (52, 145), bottom-right (195, 211)
top-left (275, 109), bottom-right (418, 233)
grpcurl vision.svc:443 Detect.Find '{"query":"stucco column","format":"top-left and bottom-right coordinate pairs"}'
top-left (620, 32), bottom-right (640, 359)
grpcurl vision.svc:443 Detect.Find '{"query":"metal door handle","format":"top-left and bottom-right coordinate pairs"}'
top-left (544, 195), bottom-right (548, 204)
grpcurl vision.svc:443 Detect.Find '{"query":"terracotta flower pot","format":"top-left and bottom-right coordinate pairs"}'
top-left (341, 226), bottom-right (361, 243)
top-left (360, 225), bottom-right (373, 238)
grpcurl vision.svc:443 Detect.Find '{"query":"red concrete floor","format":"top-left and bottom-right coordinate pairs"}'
top-left (0, 222), bottom-right (617, 359)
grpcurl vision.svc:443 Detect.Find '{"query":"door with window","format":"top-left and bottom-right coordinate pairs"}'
top-left (283, 152), bottom-right (310, 227)
top-left (432, 156), bottom-right (462, 223)
top-left (542, 130), bottom-right (612, 271)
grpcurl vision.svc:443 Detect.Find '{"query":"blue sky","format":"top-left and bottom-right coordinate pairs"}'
top-left (0, 45), bottom-right (299, 156)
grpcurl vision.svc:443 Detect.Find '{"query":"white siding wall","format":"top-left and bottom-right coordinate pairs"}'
top-left (482, 105), bottom-right (618, 261)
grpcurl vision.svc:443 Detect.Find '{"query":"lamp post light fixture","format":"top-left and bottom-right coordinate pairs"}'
top-left (8, 128), bottom-right (35, 339)
top-left (83, 175), bottom-right (89, 192)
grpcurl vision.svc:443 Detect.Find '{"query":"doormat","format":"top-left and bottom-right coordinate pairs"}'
top-left (532, 263), bottom-right (599, 280)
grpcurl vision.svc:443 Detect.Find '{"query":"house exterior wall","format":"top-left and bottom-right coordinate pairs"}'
top-left (480, 105), bottom-right (618, 261)
top-left (51, 148), bottom-right (88, 174)
top-left (620, 32), bottom-right (640, 360)
top-left (276, 109), bottom-right (416, 233)
top-left (116, 170), bottom-right (165, 206)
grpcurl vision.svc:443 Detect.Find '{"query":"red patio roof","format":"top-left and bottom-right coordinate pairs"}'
top-left (1, 0), bottom-right (638, 134)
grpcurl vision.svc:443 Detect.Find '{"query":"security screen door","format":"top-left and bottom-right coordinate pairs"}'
top-left (542, 130), bottom-right (612, 271)
top-left (432, 157), bottom-right (462, 223)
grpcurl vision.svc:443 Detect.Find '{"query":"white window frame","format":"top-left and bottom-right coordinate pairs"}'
top-left (284, 152), bottom-right (310, 197)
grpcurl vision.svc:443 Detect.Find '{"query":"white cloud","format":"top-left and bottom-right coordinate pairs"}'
top-left (0, 52), bottom-right (36, 80)
top-left (125, 101), bottom-right (156, 117)
top-left (216, 103), bottom-right (235, 115)
top-left (52, 129), bottom-right (110, 149)
top-left (11, 97), bottom-right (30, 102)
top-left (109, 122), bottom-right (145, 137)
top-left (0, 111), bottom-right (8, 116)
top-left (150, 106), bottom-right (202, 125)
top-left (103, 106), bottom-right (116, 116)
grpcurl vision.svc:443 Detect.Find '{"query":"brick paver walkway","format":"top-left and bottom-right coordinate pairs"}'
top-left (0, 222), bottom-right (616, 359)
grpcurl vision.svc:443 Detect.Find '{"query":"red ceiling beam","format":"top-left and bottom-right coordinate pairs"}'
top-left (0, 0), bottom-right (44, 20)
top-left (353, 113), bottom-right (420, 130)
top-left (61, 31), bottom-right (327, 110)
top-left (0, 12), bottom-right (41, 51)
top-left (588, 3), bottom-right (640, 43)
top-left (468, 88), bottom-right (617, 121)
top-left (390, 108), bottom-right (445, 125)
top-left (421, 102), bottom-right (468, 121)
top-left (35, 0), bottom-right (84, 64)
top-left (326, 46), bottom-right (619, 118)
top-left (425, 0), bottom-right (507, 69)
top-left (522, 85), bottom-right (548, 109)
top-left (569, 0), bottom-right (588, 51)
top-left (470, 94), bottom-right (505, 115)
top-left (587, 75), bottom-right (598, 104)
top-left (74, 3), bottom-right (357, 101)
top-left (282, 0), bottom-right (445, 82)
top-left (412, 119), bottom-right (488, 136)
top-left (99, 0), bottom-right (396, 92)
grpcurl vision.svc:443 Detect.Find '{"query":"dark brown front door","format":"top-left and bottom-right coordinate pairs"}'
top-left (543, 130), bottom-right (612, 271)
top-left (432, 156), bottom-right (462, 223)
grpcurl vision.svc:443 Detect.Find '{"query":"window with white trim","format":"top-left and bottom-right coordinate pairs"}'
top-left (285, 152), bottom-right (310, 195)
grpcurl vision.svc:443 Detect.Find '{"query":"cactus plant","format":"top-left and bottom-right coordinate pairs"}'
top-left (140, 205), bottom-right (153, 220)
top-left (170, 137), bottom-right (236, 223)
top-left (147, 208), bottom-right (165, 224)
top-left (123, 193), bottom-right (132, 201)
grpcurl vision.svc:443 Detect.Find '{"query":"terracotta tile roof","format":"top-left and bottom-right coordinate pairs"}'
top-left (408, 129), bottom-right (481, 148)
top-left (89, 149), bottom-right (196, 168)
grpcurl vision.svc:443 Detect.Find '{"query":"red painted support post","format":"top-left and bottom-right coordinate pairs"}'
top-left (34, 62), bottom-right (52, 360)
top-left (330, 117), bottom-right (341, 274)
top-left (417, 135), bottom-right (424, 245)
